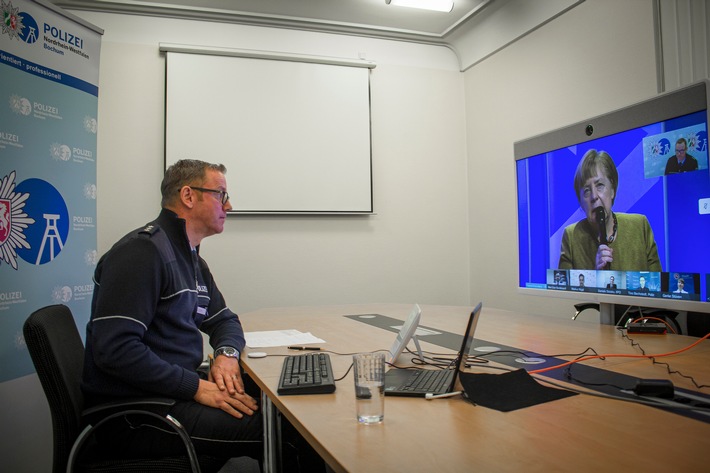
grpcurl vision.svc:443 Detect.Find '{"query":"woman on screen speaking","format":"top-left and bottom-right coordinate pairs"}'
top-left (558, 149), bottom-right (661, 271)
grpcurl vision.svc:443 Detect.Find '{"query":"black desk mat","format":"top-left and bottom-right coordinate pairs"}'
top-left (344, 313), bottom-right (710, 423)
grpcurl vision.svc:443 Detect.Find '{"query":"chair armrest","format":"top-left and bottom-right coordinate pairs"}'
top-left (73, 402), bottom-right (201, 473)
top-left (82, 397), bottom-right (176, 418)
top-left (572, 303), bottom-right (600, 320)
top-left (197, 359), bottom-right (211, 379)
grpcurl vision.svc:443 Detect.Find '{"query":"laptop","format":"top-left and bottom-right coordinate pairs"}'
top-left (384, 302), bottom-right (482, 397)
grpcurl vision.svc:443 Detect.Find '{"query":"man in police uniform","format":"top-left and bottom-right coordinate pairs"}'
top-left (82, 159), bottom-right (262, 464)
top-left (664, 137), bottom-right (699, 174)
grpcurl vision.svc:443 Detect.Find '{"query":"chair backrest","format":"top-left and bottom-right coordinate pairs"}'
top-left (24, 304), bottom-right (86, 473)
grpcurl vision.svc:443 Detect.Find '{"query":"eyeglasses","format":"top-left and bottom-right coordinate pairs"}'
top-left (188, 186), bottom-right (230, 205)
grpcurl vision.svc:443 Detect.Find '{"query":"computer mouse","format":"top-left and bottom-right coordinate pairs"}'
top-left (247, 352), bottom-right (267, 358)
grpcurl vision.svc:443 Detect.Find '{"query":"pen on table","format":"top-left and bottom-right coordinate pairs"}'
top-left (287, 346), bottom-right (321, 351)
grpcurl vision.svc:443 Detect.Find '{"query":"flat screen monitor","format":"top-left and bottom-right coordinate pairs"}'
top-left (387, 304), bottom-right (422, 363)
top-left (514, 79), bottom-right (710, 314)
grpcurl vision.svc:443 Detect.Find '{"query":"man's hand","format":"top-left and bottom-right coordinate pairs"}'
top-left (194, 378), bottom-right (259, 419)
top-left (210, 354), bottom-right (245, 395)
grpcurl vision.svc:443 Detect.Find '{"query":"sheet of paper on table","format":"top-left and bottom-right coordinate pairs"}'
top-left (245, 329), bottom-right (326, 348)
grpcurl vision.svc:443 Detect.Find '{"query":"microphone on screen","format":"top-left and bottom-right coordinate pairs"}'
top-left (594, 206), bottom-right (608, 245)
top-left (594, 206), bottom-right (609, 270)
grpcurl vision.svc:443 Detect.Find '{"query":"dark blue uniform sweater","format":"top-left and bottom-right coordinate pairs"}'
top-left (81, 208), bottom-right (245, 405)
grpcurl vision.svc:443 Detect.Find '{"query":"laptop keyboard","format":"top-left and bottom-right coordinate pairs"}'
top-left (277, 352), bottom-right (336, 395)
top-left (402, 369), bottom-right (454, 393)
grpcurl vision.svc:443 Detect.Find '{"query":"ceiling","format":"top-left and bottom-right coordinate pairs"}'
top-left (51, 0), bottom-right (495, 44)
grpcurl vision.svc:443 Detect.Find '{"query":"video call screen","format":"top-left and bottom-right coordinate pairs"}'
top-left (517, 109), bottom-right (709, 303)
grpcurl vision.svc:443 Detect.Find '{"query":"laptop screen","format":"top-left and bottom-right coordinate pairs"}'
top-left (449, 302), bottom-right (483, 390)
top-left (383, 303), bottom-right (483, 397)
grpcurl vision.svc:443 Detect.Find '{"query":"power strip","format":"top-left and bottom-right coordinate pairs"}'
top-left (627, 322), bottom-right (667, 334)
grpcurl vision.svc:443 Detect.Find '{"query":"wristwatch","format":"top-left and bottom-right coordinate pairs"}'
top-left (214, 346), bottom-right (240, 359)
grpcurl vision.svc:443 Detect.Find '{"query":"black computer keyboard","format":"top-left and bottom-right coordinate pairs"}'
top-left (277, 352), bottom-right (336, 395)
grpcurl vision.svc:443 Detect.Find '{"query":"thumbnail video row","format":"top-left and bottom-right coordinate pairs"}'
top-left (545, 269), bottom-right (704, 301)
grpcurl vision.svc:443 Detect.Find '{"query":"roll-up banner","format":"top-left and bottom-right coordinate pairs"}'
top-left (0, 0), bottom-right (102, 382)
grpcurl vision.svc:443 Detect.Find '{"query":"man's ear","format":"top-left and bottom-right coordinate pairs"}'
top-left (178, 186), bottom-right (196, 209)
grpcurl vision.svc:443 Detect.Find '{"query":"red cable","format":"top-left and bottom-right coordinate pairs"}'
top-left (529, 332), bottom-right (710, 375)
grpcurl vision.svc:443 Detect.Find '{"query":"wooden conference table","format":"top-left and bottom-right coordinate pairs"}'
top-left (238, 304), bottom-right (710, 473)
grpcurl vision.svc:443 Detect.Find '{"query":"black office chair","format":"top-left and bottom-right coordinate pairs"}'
top-left (23, 304), bottom-right (228, 473)
top-left (572, 302), bottom-right (600, 320)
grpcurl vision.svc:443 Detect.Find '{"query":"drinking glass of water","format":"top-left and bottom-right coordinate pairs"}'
top-left (353, 352), bottom-right (385, 424)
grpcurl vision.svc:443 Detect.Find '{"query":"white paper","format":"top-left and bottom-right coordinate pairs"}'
top-left (245, 329), bottom-right (326, 348)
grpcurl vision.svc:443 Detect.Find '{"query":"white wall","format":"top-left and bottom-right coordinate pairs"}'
top-left (658, 0), bottom-right (710, 91)
top-left (84, 13), bottom-right (471, 315)
top-left (465, 0), bottom-right (659, 319)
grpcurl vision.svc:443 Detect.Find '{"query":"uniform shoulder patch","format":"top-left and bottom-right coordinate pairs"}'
top-left (139, 224), bottom-right (161, 236)
top-left (137, 224), bottom-right (175, 263)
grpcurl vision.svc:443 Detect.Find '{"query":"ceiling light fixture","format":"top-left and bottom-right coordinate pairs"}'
top-left (385, 0), bottom-right (454, 13)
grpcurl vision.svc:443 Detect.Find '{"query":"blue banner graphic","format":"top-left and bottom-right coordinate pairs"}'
top-left (0, 0), bottom-right (102, 382)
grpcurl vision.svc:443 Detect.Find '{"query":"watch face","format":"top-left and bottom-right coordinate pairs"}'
top-left (218, 347), bottom-right (238, 357)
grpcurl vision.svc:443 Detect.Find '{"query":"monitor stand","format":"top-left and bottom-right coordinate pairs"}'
top-left (573, 302), bottom-right (616, 325)
top-left (410, 335), bottom-right (425, 362)
top-left (599, 302), bottom-right (615, 325)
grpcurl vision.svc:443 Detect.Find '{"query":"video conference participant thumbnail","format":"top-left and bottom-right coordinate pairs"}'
top-left (547, 269), bottom-right (569, 289)
top-left (558, 149), bottom-right (662, 272)
top-left (597, 271), bottom-right (623, 291)
top-left (665, 137), bottom-right (699, 175)
top-left (674, 277), bottom-right (688, 294)
top-left (625, 271), bottom-right (661, 295)
top-left (665, 272), bottom-right (701, 300)
top-left (569, 270), bottom-right (596, 292)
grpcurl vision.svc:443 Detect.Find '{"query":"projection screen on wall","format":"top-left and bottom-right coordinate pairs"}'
top-left (163, 45), bottom-right (375, 214)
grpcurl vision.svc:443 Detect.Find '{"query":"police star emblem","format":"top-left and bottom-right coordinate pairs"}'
top-left (0, 171), bottom-right (36, 270)
top-left (1, 1), bottom-right (24, 40)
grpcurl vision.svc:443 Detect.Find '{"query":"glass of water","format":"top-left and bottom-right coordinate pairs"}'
top-left (353, 352), bottom-right (385, 424)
